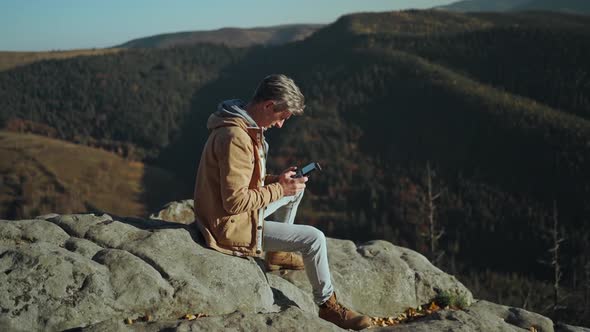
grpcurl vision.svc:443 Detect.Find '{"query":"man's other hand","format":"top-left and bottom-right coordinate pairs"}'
top-left (278, 167), bottom-right (307, 196)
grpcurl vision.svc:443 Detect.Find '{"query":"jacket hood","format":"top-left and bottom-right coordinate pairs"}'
top-left (207, 99), bottom-right (259, 130)
top-left (207, 99), bottom-right (269, 159)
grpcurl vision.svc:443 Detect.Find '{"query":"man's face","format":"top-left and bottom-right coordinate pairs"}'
top-left (260, 101), bottom-right (292, 130)
top-left (269, 109), bottom-right (292, 129)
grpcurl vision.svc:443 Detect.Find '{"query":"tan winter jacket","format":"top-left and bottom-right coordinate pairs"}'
top-left (193, 112), bottom-right (283, 257)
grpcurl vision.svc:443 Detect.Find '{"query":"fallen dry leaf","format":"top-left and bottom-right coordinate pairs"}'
top-left (368, 301), bottom-right (454, 328)
top-left (428, 302), bottom-right (440, 311)
top-left (182, 313), bottom-right (209, 321)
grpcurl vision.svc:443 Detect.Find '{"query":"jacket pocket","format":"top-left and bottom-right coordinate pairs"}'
top-left (214, 213), bottom-right (252, 247)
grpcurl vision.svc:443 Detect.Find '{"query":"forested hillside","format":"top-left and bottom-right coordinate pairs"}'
top-left (325, 10), bottom-right (590, 119)
top-left (0, 45), bottom-right (245, 159)
top-left (1, 10), bottom-right (589, 325)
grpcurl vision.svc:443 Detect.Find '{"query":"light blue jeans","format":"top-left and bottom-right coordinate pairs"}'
top-left (262, 190), bottom-right (334, 305)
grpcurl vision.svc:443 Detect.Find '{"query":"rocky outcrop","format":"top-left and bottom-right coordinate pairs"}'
top-left (148, 200), bottom-right (195, 225)
top-left (374, 300), bottom-right (553, 332)
top-left (0, 214), bottom-right (272, 331)
top-left (273, 239), bottom-right (472, 317)
top-left (90, 300), bottom-right (584, 332)
top-left (0, 201), bottom-right (587, 331)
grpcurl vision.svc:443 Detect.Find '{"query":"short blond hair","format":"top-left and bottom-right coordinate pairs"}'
top-left (252, 74), bottom-right (305, 115)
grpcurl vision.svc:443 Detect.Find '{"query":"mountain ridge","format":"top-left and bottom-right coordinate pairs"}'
top-left (437, 0), bottom-right (590, 14)
top-left (117, 24), bottom-right (324, 48)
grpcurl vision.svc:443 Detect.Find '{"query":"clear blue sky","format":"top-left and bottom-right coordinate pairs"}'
top-left (0, 0), bottom-right (456, 51)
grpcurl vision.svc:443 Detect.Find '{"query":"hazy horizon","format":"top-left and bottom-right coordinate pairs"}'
top-left (0, 0), bottom-right (457, 51)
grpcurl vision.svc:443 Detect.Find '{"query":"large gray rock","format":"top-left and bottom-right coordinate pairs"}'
top-left (374, 300), bottom-right (554, 332)
top-left (1, 209), bottom-right (583, 332)
top-left (274, 239), bottom-right (473, 317)
top-left (150, 200), bottom-right (472, 317)
top-left (0, 214), bottom-right (274, 331)
top-left (266, 273), bottom-right (316, 314)
top-left (80, 307), bottom-right (342, 332)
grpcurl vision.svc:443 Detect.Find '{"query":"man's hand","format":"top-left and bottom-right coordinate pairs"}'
top-left (278, 166), bottom-right (307, 196)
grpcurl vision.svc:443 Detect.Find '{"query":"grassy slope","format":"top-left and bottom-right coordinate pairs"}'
top-left (0, 130), bottom-right (188, 219)
top-left (0, 48), bottom-right (123, 72)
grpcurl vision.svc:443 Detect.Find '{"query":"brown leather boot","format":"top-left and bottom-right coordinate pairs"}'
top-left (319, 292), bottom-right (372, 330)
top-left (265, 251), bottom-right (305, 271)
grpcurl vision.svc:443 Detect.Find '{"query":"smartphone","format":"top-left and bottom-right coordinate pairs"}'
top-left (293, 162), bottom-right (322, 178)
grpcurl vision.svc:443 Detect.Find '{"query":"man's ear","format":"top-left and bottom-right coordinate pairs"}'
top-left (262, 100), bottom-right (275, 112)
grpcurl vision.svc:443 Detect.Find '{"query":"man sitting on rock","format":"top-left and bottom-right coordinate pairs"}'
top-left (193, 74), bottom-right (372, 330)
